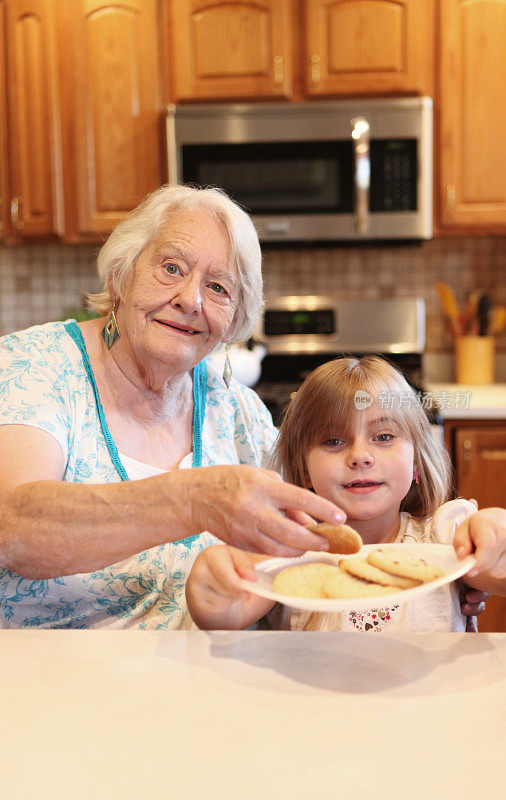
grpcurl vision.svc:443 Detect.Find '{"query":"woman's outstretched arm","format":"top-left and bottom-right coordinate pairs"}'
top-left (0, 425), bottom-right (345, 578)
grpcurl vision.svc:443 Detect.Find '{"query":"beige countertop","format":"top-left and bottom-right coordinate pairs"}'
top-left (427, 382), bottom-right (506, 419)
top-left (0, 630), bottom-right (504, 799)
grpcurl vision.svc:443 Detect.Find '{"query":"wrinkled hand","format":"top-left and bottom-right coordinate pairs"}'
top-left (454, 507), bottom-right (506, 593)
top-left (184, 465), bottom-right (346, 557)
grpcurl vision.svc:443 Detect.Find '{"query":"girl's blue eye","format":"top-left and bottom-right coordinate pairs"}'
top-left (374, 433), bottom-right (394, 442)
top-left (324, 438), bottom-right (345, 447)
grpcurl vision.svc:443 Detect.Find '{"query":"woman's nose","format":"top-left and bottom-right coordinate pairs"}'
top-left (171, 276), bottom-right (202, 313)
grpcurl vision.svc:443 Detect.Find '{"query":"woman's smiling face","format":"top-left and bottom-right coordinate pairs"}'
top-left (116, 209), bottom-right (239, 377)
top-left (305, 405), bottom-right (415, 535)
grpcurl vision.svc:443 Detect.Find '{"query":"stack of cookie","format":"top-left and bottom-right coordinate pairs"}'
top-left (273, 547), bottom-right (445, 600)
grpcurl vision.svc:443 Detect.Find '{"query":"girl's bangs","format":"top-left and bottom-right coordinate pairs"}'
top-left (302, 359), bottom-right (419, 446)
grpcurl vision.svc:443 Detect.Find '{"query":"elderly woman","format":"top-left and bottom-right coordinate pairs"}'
top-left (0, 185), bottom-right (486, 629)
top-left (0, 185), bottom-right (343, 629)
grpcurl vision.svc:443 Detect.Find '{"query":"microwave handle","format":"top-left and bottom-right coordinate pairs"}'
top-left (351, 117), bottom-right (370, 235)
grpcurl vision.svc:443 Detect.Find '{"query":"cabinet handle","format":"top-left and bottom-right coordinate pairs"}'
top-left (273, 56), bottom-right (283, 84)
top-left (462, 437), bottom-right (472, 465)
top-left (10, 196), bottom-right (24, 230)
top-left (310, 54), bottom-right (321, 83)
top-left (446, 184), bottom-right (456, 211)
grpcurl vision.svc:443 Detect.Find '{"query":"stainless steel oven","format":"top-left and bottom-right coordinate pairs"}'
top-left (252, 297), bottom-right (443, 441)
top-left (167, 98), bottom-right (433, 242)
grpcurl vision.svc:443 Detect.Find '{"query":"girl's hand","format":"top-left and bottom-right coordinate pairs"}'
top-left (180, 465), bottom-right (346, 557)
top-left (454, 508), bottom-right (506, 595)
top-left (185, 545), bottom-right (275, 629)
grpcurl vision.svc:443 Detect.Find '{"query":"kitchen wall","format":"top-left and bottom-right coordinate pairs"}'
top-left (1, 235), bottom-right (505, 381)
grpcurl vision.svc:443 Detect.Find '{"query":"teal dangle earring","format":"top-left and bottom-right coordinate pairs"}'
top-left (222, 343), bottom-right (232, 388)
top-left (101, 302), bottom-right (121, 349)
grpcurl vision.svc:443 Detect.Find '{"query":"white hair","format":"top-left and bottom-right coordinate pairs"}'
top-left (86, 184), bottom-right (263, 343)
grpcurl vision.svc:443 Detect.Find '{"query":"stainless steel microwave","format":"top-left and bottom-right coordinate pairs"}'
top-left (166, 98), bottom-right (433, 242)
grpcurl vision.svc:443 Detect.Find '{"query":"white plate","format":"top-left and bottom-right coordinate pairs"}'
top-left (241, 543), bottom-right (476, 612)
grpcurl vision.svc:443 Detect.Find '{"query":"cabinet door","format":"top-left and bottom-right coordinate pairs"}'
top-left (0, 1), bottom-right (9, 239)
top-left (452, 423), bottom-right (506, 632)
top-left (304, 0), bottom-right (433, 97)
top-left (455, 427), bottom-right (506, 509)
top-left (439, 0), bottom-right (506, 230)
top-left (58, 0), bottom-right (162, 239)
top-left (171, 0), bottom-right (293, 100)
top-left (4, 0), bottom-right (61, 238)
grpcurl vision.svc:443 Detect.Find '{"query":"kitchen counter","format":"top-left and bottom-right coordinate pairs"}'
top-left (427, 382), bottom-right (506, 419)
top-left (0, 630), bottom-right (504, 799)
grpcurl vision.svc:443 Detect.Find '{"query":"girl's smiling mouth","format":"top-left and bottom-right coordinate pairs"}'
top-left (343, 480), bottom-right (384, 494)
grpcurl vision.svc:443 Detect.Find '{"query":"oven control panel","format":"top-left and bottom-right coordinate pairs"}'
top-left (254, 296), bottom-right (341, 353)
top-left (255, 296), bottom-right (425, 356)
top-left (264, 308), bottom-right (335, 337)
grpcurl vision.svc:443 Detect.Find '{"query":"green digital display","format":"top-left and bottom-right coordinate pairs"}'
top-left (292, 312), bottom-right (310, 324)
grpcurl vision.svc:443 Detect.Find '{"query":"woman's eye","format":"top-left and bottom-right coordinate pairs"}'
top-left (209, 282), bottom-right (227, 296)
top-left (163, 262), bottom-right (181, 276)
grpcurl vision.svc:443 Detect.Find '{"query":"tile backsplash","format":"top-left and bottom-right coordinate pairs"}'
top-left (0, 244), bottom-right (101, 334)
top-left (1, 235), bottom-right (505, 381)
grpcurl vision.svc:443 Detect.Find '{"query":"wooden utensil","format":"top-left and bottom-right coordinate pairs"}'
top-left (435, 282), bottom-right (462, 336)
top-left (492, 306), bottom-right (506, 335)
top-left (460, 290), bottom-right (480, 335)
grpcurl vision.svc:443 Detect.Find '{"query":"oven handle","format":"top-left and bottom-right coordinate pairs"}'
top-left (351, 117), bottom-right (370, 235)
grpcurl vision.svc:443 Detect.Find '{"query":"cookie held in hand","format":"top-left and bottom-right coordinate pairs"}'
top-left (305, 522), bottom-right (362, 554)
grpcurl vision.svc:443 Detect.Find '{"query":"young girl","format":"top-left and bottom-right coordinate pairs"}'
top-left (186, 356), bottom-right (506, 632)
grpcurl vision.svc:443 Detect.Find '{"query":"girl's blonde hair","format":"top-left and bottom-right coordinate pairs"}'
top-left (272, 355), bottom-right (452, 632)
top-left (86, 184), bottom-right (263, 343)
top-left (273, 355), bottom-right (451, 519)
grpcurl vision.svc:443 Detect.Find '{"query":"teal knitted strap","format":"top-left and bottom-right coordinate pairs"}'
top-left (64, 321), bottom-right (208, 547)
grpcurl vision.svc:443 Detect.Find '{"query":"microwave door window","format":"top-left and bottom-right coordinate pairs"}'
top-left (181, 142), bottom-right (354, 215)
top-left (199, 158), bottom-right (339, 212)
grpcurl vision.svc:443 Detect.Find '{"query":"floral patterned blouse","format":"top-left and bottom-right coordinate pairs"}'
top-left (0, 321), bottom-right (277, 629)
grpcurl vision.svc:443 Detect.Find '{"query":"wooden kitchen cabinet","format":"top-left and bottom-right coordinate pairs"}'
top-left (2, 0), bottom-right (62, 239)
top-left (55, 0), bottom-right (162, 240)
top-left (438, 0), bottom-right (506, 231)
top-left (304, 0), bottom-right (434, 98)
top-left (0, 0), bottom-right (162, 242)
top-left (169, 0), bottom-right (294, 101)
top-left (445, 419), bottom-right (506, 632)
top-left (0, 1), bottom-right (9, 239)
top-left (169, 0), bottom-right (433, 102)
top-left (453, 425), bottom-right (506, 510)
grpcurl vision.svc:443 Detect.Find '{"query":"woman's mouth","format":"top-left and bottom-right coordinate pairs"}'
top-left (342, 480), bottom-right (384, 494)
top-left (154, 319), bottom-right (201, 336)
